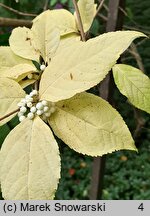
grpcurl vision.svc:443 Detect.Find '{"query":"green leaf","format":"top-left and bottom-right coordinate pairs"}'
top-left (113, 64), bottom-right (150, 114)
top-left (0, 117), bottom-right (60, 200)
top-left (39, 31), bottom-right (145, 102)
top-left (0, 124), bottom-right (10, 146)
top-left (49, 92), bottom-right (136, 156)
top-left (0, 78), bottom-right (25, 126)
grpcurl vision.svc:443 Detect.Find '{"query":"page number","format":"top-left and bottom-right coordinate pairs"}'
top-left (138, 203), bottom-right (144, 211)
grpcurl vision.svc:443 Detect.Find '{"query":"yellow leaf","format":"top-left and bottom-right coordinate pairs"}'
top-left (49, 92), bottom-right (136, 156)
top-left (9, 27), bottom-right (40, 62)
top-left (0, 117), bottom-right (60, 200)
top-left (33, 9), bottom-right (77, 36)
top-left (32, 10), bottom-right (60, 63)
top-left (113, 64), bottom-right (150, 114)
top-left (0, 64), bottom-right (36, 82)
top-left (0, 78), bottom-right (25, 126)
top-left (19, 79), bottom-right (36, 89)
top-left (0, 46), bottom-right (34, 70)
top-left (39, 31), bottom-right (145, 102)
top-left (58, 33), bottom-right (80, 52)
top-left (75, 0), bottom-right (96, 32)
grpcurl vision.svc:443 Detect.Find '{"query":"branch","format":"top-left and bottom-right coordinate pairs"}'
top-left (43, 0), bottom-right (50, 11)
top-left (72, 0), bottom-right (86, 41)
top-left (129, 43), bottom-right (145, 72)
top-left (0, 108), bottom-right (19, 122)
top-left (0, 17), bottom-right (32, 27)
top-left (98, 14), bottom-right (108, 22)
top-left (0, 3), bottom-right (36, 17)
top-left (94, 0), bottom-right (105, 19)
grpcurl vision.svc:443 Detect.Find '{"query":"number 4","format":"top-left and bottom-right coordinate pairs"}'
top-left (138, 203), bottom-right (144, 211)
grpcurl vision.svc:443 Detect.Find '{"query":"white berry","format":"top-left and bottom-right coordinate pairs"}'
top-left (50, 107), bottom-right (56, 113)
top-left (17, 102), bottom-right (24, 107)
top-left (27, 112), bottom-right (34, 120)
top-left (20, 106), bottom-right (27, 113)
top-left (19, 115), bottom-right (26, 122)
top-left (26, 97), bottom-right (33, 103)
top-left (27, 74), bottom-right (33, 79)
top-left (40, 64), bottom-right (46, 71)
top-left (27, 102), bottom-right (33, 108)
top-left (30, 106), bottom-right (36, 113)
top-left (25, 95), bottom-right (31, 100)
top-left (36, 102), bottom-right (44, 110)
top-left (43, 106), bottom-right (49, 112)
top-left (45, 112), bottom-right (51, 117)
top-left (36, 110), bottom-right (44, 115)
top-left (41, 100), bottom-right (48, 106)
top-left (32, 90), bottom-right (38, 96)
top-left (21, 98), bottom-right (26, 105)
top-left (18, 112), bottom-right (23, 117)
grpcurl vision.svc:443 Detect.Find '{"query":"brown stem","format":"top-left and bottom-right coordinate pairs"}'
top-left (0, 3), bottom-right (37, 17)
top-left (0, 108), bottom-right (19, 122)
top-left (129, 43), bottom-right (145, 72)
top-left (72, 0), bottom-right (86, 41)
top-left (0, 17), bottom-right (32, 27)
top-left (43, 0), bottom-right (50, 11)
top-left (94, 0), bottom-right (105, 19)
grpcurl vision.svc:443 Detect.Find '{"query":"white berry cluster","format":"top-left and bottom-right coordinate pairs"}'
top-left (17, 89), bottom-right (56, 122)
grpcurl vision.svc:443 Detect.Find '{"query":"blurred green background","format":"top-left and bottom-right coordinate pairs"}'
top-left (0, 0), bottom-right (150, 200)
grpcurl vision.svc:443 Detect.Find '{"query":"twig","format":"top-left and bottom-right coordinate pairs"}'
top-left (0, 108), bottom-right (19, 122)
top-left (103, 3), bottom-right (109, 12)
top-left (94, 0), bottom-right (105, 19)
top-left (0, 17), bottom-right (32, 27)
top-left (133, 108), bottom-right (145, 139)
top-left (98, 14), bottom-right (108, 22)
top-left (43, 0), bottom-right (50, 11)
top-left (0, 3), bottom-right (36, 17)
top-left (128, 42), bottom-right (146, 139)
top-left (129, 43), bottom-right (145, 72)
top-left (72, 0), bottom-right (86, 41)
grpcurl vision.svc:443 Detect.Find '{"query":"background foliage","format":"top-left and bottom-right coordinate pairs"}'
top-left (0, 0), bottom-right (149, 199)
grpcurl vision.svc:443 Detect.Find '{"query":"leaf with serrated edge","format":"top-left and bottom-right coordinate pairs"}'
top-left (113, 64), bottom-right (150, 114)
top-left (0, 78), bottom-right (25, 126)
top-left (39, 31), bottom-right (145, 102)
top-left (0, 117), bottom-right (60, 200)
top-left (49, 92), bottom-right (136, 156)
top-left (9, 27), bottom-right (40, 62)
top-left (0, 64), bottom-right (36, 82)
top-left (0, 46), bottom-right (34, 72)
top-left (33, 9), bottom-right (77, 36)
top-left (75, 0), bottom-right (96, 32)
top-left (32, 11), bottom-right (60, 63)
